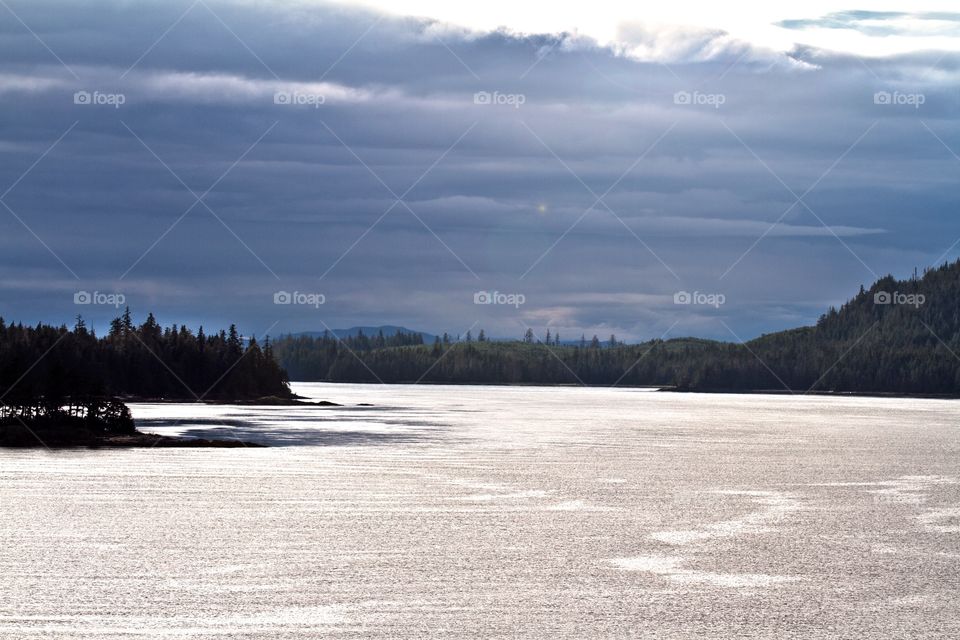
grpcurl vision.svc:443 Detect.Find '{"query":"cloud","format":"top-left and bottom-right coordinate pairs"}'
top-left (778, 11), bottom-right (960, 37)
top-left (0, 0), bottom-right (958, 342)
top-left (613, 22), bottom-right (809, 70)
top-left (775, 10), bottom-right (960, 57)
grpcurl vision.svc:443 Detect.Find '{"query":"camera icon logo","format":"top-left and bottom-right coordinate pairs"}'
top-left (874, 291), bottom-right (892, 305)
top-left (274, 91), bottom-right (292, 105)
top-left (873, 91), bottom-right (892, 105)
top-left (474, 91), bottom-right (492, 105)
top-left (474, 290), bottom-right (492, 304)
top-left (673, 91), bottom-right (691, 105)
top-left (273, 291), bottom-right (292, 304)
top-left (673, 291), bottom-right (692, 305)
top-left (73, 91), bottom-right (91, 105)
top-left (74, 291), bottom-right (92, 304)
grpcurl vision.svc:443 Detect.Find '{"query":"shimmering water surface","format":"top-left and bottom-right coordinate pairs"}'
top-left (2, 383), bottom-right (959, 638)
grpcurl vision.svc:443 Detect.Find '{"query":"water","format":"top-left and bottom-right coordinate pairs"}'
top-left (1, 383), bottom-right (959, 638)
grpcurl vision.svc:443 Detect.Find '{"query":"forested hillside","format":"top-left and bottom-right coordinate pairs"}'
top-left (272, 261), bottom-right (960, 394)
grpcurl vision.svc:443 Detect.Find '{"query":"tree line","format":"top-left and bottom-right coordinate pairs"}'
top-left (0, 309), bottom-right (291, 403)
top-left (271, 261), bottom-right (960, 394)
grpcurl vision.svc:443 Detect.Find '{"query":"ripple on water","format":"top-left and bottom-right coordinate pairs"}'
top-left (610, 555), bottom-right (801, 589)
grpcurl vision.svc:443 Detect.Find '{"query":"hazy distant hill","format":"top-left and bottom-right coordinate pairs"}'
top-left (272, 261), bottom-right (960, 394)
top-left (292, 326), bottom-right (438, 344)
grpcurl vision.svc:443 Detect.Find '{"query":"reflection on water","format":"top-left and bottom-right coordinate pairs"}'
top-left (1, 383), bottom-right (959, 638)
top-left (131, 399), bottom-right (454, 446)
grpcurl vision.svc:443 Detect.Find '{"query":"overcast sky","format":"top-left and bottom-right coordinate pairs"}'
top-left (1, 0), bottom-right (958, 341)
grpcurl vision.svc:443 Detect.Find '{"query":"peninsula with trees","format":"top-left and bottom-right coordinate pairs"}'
top-left (0, 310), bottom-right (293, 447)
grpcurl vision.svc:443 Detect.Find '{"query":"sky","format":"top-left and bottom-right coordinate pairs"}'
top-left (0, 0), bottom-right (959, 342)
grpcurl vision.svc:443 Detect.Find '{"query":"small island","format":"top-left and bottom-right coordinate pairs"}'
top-left (0, 310), bottom-right (301, 448)
top-left (0, 398), bottom-right (265, 447)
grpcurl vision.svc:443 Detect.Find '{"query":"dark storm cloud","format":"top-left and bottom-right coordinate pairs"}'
top-left (1, 0), bottom-right (959, 341)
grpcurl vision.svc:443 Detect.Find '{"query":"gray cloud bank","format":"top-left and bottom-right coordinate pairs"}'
top-left (1, 0), bottom-right (958, 341)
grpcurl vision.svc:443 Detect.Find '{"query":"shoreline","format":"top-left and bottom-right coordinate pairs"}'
top-left (119, 395), bottom-right (341, 407)
top-left (662, 388), bottom-right (960, 400)
top-left (287, 380), bottom-right (960, 400)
